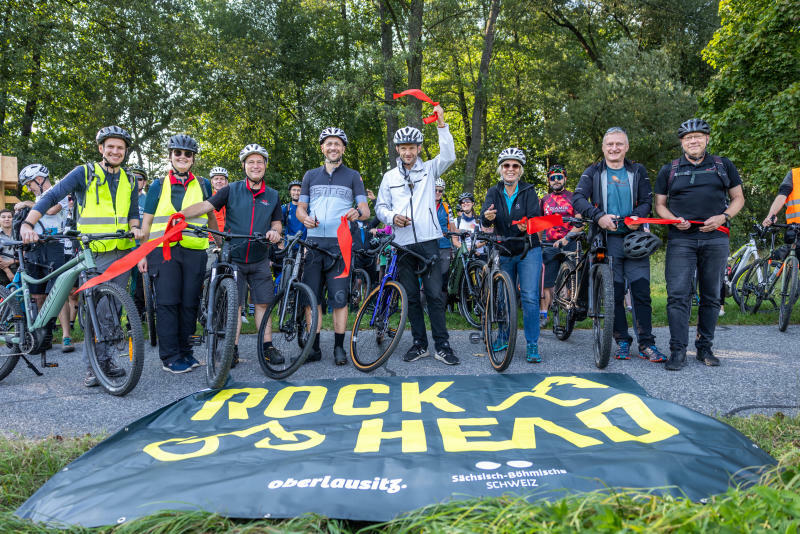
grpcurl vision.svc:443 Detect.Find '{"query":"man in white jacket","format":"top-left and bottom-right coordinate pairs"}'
top-left (375, 105), bottom-right (459, 365)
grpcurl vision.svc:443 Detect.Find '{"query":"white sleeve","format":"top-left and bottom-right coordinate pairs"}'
top-left (375, 174), bottom-right (396, 226)
top-left (429, 124), bottom-right (456, 178)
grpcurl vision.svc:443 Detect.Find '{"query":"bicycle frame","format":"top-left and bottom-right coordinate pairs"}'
top-left (369, 250), bottom-right (399, 327)
top-left (553, 221), bottom-right (611, 320)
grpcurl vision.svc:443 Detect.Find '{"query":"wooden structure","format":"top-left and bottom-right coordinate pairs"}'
top-left (0, 154), bottom-right (20, 208)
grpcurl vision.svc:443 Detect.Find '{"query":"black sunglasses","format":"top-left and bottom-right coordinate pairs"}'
top-left (171, 149), bottom-right (194, 158)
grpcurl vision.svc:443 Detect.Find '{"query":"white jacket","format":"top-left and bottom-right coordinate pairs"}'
top-left (375, 125), bottom-right (456, 246)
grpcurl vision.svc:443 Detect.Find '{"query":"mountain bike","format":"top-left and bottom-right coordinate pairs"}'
top-left (737, 226), bottom-right (783, 314)
top-left (0, 231), bottom-right (144, 395)
top-left (445, 229), bottom-right (486, 328)
top-left (349, 233), bottom-right (437, 372)
top-left (548, 217), bottom-right (615, 369)
top-left (769, 223), bottom-right (800, 331)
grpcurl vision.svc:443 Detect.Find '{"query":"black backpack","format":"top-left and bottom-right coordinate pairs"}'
top-left (12, 206), bottom-right (31, 240)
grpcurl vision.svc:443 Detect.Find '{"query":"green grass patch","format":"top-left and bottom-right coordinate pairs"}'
top-left (2, 414), bottom-right (800, 532)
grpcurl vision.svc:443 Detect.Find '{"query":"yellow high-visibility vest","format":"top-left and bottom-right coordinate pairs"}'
top-left (76, 163), bottom-right (135, 252)
top-left (150, 175), bottom-right (208, 249)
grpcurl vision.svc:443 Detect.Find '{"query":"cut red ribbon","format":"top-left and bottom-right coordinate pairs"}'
top-left (623, 217), bottom-right (730, 235)
top-left (77, 214), bottom-right (188, 293)
top-left (512, 214), bottom-right (564, 235)
top-left (393, 89), bottom-right (439, 125)
top-left (335, 216), bottom-right (353, 279)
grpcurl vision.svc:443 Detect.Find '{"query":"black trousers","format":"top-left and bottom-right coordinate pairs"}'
top-left (148, 246), bottom-right (207, 364)
top-left (396, 239), bottom-right (449, 350)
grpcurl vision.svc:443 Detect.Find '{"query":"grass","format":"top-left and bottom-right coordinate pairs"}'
top-left (2, 414), bottom-right (800, 532)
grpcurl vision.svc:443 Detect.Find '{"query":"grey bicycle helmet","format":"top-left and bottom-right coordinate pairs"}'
top-left (239, 143), bottom-right (269, 164)
top-left (19, 164), bottom-right (49, 186)
top-left (497, 148), bottom-right (526, 166)
top-left (167, 134), bottom-right (199, 154)
top-left (127, 163), bottom-right (147, 179)
top-left (288, 180), bottom-right (302, 189)
top-left (458, 191), bottom-right (475, 204)
top-left (622, 231), bottom-right (662, 259)
top-left (319, 127), bottom-right (348, 146)
top-left (209, 166), bottom-right (228, 178)
top-left (96, 125), bottom-right (132, 147)
top-left (678, 118), bottom-right (711, 138)
top-left (393, 126), bottom-right (423, 145)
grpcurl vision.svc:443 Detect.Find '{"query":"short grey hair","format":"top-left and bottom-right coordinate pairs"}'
top-left (602, 126), bottom-right (629, 144)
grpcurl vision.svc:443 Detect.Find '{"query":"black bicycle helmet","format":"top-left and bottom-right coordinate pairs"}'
top-left (458, 191), bottom-right (475, 204)
top-left (622, 231), bottom-right (662, 259)
top-left (678, 118), bottom-right (711, 139)
top-left (96, 125), bottom-right (132, 147)
top-left (288, 180), bottom-right (302, 189)
top-left (785, 226), bottom-right (798, 245)
top-left (127, 163), bottom-right (147, 179)
top-left (167, 134), bottom-right (200, 154)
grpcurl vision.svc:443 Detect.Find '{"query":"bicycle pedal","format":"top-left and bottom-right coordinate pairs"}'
top-left (469, 332), bottom-right (483, 344)
top-left (188, 335), bottom-right (203, 346)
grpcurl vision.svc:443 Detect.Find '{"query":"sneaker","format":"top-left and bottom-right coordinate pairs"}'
top-left (696, 347), bottom-right (720, 367)
top-left (638, 345), bottom-right (667, 363)
top-left (162, 359), bottom-right (193, 374)
top-left (231, 345), bottom-right (240, 369)
top-left (62, 337), bottom-right (75, 353)
top-left (334, 346), bottom-right (347, 366)
top-left (434, 343), bottom-right (459, 365)
top-left (491, 331), bottom-right (509, 352)
top-left (403, 342), bottom-right (429, 362)
top-left (614, 341), bottom-right (631, 360)
top-left (306, 349), bottom-right (322, 363)
top-left (184, 355), bottom-right (201, 369)
top-left (84, 368), bottom-right (98, 387)
top-left (526, 343), bottom-right (541, 363)
top-left (100, 359), bottom-right (126, 378)
top-left (665, 350), bottom-right (686, 371)
top-left (718, 307), bottom-right (725, 317)
top-left (264, 344), bottom-right (285, 365)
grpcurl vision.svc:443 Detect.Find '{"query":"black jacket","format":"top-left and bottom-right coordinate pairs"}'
top-left (481, 180), bottom-right (541, 256)
top-left (572, 158), bottom-right (652, 223)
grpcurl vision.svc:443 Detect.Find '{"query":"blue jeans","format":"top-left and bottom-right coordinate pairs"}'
top-left (499, 246), bottom-right (543, 345)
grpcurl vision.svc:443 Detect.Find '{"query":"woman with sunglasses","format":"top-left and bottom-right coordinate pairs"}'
top-left (481, 148), bottom-right (544, 363)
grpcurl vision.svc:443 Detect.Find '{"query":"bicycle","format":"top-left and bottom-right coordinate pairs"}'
top-left (548, 217), bottom-right (615, 369)
top-left (142, 271), bottom-right (157, 346)
top-left (349, 250), bottom-right (371, 313)
top-left (349, 233), bottom-right (437, 372)
top-left (726, 223), bottom-right (768, 306)
top-left (769, 223), bottom-right (800, 331)
top-left (0, 231), bottom-right (144, 395)
top-left (445, 229), bottom-right (487, 328)
top-left (737, 226), bottom-right (783, 314)
top-left (256, 230), bottom-right (319, 379)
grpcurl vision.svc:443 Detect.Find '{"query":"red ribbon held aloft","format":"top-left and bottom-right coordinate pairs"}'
top-left (335, 216), bottom-right (353, 279)
top-left (623, 217), bottom-right (730, 235)
top-left (512, 214), bottom-right (564, 235)
top-left (393, 89), bottom-right (440, 125)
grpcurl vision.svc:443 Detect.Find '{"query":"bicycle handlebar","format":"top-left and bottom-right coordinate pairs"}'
top-left (0, 230), bottom-right (134, 248)
top-left (185, 223), bottom-right (267, 242)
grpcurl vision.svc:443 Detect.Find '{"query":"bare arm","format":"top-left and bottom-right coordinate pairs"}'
top-left (181, 200), bottom-right (215, 220)
top-left (763, 193), bottom-right (788, 226)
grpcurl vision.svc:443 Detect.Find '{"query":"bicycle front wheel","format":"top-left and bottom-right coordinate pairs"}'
top-left (206, 276), bottom-right (238, 388)
top-left (350, 268), bottom-right (371, 312)
top-left (484, 270), bottom-right (517, 372)
top-left (551, 260), bottom-right (577, 341)
top-left (257, 281), bottom-right (318, 379)
top-left (143, 273), bottom-right (157, 347)
top-left (778, 256), bottom-right (798, 332)
top-left (0, 286), bottom-right (21, 381)
top-left (458, 259), bottom-right (486, 328)
top-left (83, 282), bottom-right (144, 396)
top-left (350, 280), bottom-right (408, 372)
top-left (739, 259), bottom-right (766, 314)
top-left (592, 264), bottom-right (614, 369)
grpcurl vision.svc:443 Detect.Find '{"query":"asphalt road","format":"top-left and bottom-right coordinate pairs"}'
top-left (1, 324), bottom-right (798, 437)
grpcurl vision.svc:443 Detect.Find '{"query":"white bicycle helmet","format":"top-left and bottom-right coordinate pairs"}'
top-left (239, 143), bottom-right (269, 164)
top-left (497, 147), bottom-right (526, 166)
top-left (319, 127), bottom-right (348, 146)
top-left (435, 177), bottom-right (446, 190)
top-left (393, 126), bottom-right (423, 145)
top-left (209, 166), bottom-right (229, 178)
top-left (19, 164), bottom-right (49, 186)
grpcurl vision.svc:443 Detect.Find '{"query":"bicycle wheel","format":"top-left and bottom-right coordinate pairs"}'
top-left (143, 273), bottom-right (157, 347)
top-left (592, 264), bottom-right (614, 369)
top-left (349, 268), bottom-right (371, 312)
top-left (778, 256), bottom-right (798, 332)
top-left (83, 282), bottom-right (144, 396)
top-left (257, 281), bottom-right (318, 379)
top-left (206, 276), bottom-right (238, 388)
top-left (484, 270), bottom-right (517, 372)
top-left (739, 259), bottom-right (767, 314)
top-left (458, 259), bottom-right (487, 328)
top-left (551, 260), bottom-right (577, 341)
top-left (0, 286), bottom-right (21, 381)
top-left (350, 280), bottom-right (408, 372)
top-left (198, 269), bottom-right (211, 328)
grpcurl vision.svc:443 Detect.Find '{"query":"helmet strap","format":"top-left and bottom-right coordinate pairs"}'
top-left (685, 150), bottom-right (706, 164)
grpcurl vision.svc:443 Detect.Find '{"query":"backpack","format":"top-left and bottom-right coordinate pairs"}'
top-left (12, 206), bottom-right (31, 240)
top-left (667, 155), bottom-right (731, 192)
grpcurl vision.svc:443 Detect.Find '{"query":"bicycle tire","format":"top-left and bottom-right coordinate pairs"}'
top-left (83, 282), bottom-right (144, 396)
top-left (257, 281), bottom-right (318, 379)
top-left (198, 270), bottom-right (211, 328)
top-left (551, 260), bottom-right (577, 341)
top-left (0, 286), bottom-right (21, 381)
top-left (143, 273), bottom-right (157, 347)
top-left (350, 280), bottom-right (408, 372)
top-left (739, 259), bottom-right (767, 314)
top-left (484, 270), bottom-right (517, 372)
top-left (778, 256), bottom-right (798, 332)
top-left (592, 264), bottom-right (614, 369)
top-left (206, 276), bottom-right (238, 388)
top-left (350, 268), bottom-right (371, 312)
top-left (458, 259), bottom-right (487, 328)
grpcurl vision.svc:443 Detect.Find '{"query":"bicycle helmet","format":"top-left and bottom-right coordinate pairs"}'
top-left (319, 127), bottom-right (348, 146)
top-left (19, 164), bottom-right (49, 186)
top-left (393, 126), bottom-right (423, 145)
top-left (435, 177), bottom-right (446, 190)
top-left (458, 191), bottom-right (475, 204)
top-left (548, 164), bottom-right (566, 177)
top-left (622, 231), bottom-right (662, 259)
top-left (239, 143), bottom-right (269, 164)
top-left (209, 166), bottom-right (228, 178)
top-left (127, 163), bottom-right (147, 179)
top-left (288, 180), bottom-right (302, 189)
top-left (678, 118), bottom-right (711, 138)
top-left (785, 226), bottom-right (798, 245)
top-left (95, 125), bottom-right (132, 147)
top-left (167, 134), bottom-right (199, 154)
top-left (497, 148), bottom-right (526, 166)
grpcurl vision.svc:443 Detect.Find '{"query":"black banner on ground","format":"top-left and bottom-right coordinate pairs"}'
top-left (17, 373), bottom-right (775, 526)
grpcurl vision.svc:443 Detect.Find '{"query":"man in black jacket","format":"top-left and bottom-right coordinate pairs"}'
top-left (572, 127), bottom-right (666, 363)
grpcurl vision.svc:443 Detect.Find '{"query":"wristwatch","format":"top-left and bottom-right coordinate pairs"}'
top-left (722, 213), bottom-right (732, 222)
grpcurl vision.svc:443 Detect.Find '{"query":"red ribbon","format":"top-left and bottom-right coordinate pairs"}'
top-left (77, 213), bottom-right (188, 293)
top-left (512, 214), bottom-right (564, 235)
top-left (335, 216), bottom-right (352, 279)
top-left (623, 217), bottom-right (730, 235)
top-left (393, 89), bottom-right (440, 125)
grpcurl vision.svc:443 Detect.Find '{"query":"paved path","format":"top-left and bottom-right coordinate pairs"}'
top-left (1, 325), bottom-right (798, 437)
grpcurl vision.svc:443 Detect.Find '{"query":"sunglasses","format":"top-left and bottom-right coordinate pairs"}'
top-left (502, 163), bottom-right (521, 169)
top-left (549, 174), bottom-right (565, 181)
top-left (137, 177), bottom-right (147, 182)
top-left (171, 149), bottom-right (194, 158)
top-left (435, 188), bottom-right (444, 193)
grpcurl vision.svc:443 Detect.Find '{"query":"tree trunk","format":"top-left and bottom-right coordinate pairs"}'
top-left (463, 0), bottom-right (501, 195)
top-left (0, 3), bottom-right (11, 137)
top-left (380, 0), bottom-right (398, 167)
top-left (451, 51), bottom-right (471, 153)
top-left (406, 0), bottom-right (424, 129)
top-left (21, 49), bottom-right (41, 140)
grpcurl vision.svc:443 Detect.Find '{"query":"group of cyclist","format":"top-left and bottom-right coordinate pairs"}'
top-left (8, 107), bottom-right (798, 386)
